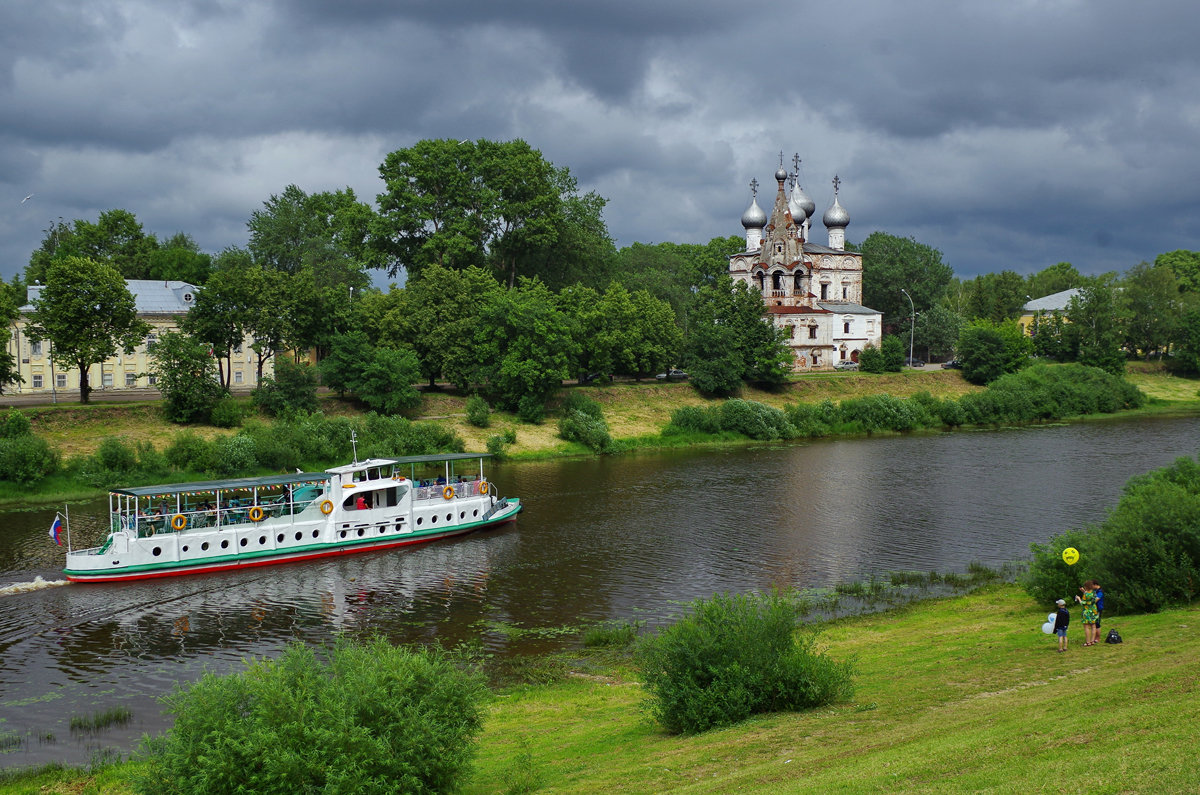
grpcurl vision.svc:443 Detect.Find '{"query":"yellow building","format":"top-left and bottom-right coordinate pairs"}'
top-left (1018, 288), bottom-right (1079, 336)
top-left (8, 280), bottom-right (270, 397)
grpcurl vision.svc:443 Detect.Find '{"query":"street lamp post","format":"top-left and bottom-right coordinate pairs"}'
top-left (900, 288), bottom-right (915, 367)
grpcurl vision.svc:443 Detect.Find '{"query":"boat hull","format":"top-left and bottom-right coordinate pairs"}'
top-left (65, 501), bottom-right (521, 584)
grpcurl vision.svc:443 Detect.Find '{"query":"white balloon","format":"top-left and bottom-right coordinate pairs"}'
top-left (1048, 612), bottom-right (1057, 623)
top-left (1041, 622), bottom-right (1055, 635)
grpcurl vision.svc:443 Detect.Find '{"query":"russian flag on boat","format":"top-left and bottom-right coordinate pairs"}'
top-left (49, 514), bottom-right (63, 546)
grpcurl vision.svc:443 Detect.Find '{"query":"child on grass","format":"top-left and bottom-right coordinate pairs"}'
top-left (1054, 598), bottom-right (1070, 652)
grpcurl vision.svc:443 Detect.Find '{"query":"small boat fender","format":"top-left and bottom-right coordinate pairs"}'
top-left (442, 485), bottom-right (455, 500)
top-left (320, 500), bottom-right (334, 515)
top-left (171, 514), bottom-right (187, 531)
top-left (249, 506), bottom-right (264, 522)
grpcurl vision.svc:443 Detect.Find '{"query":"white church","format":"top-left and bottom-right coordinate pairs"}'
top-left (729, 155), bottom-right (882, 369)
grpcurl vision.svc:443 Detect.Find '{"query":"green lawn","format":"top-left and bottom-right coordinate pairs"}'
top-left (10, 585), bottom-right (1190, 794)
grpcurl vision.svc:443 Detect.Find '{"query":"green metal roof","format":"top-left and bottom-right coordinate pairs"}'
top-left (111, 472), bottom-right (330, 498)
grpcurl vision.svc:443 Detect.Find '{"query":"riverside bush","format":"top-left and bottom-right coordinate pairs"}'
top-left (717, 399), bottom-right (797, 440)
top-left (1023, 455), bottom-right (1200, 614)
top-left (466, 395), bottom-right (491, 428)
top-left (0, 434), bottom-right (58, 483)
top-left (635, 591), bottom-right (855, 734)
top-left (558, 410), bottom-right (613, 453)
top-left (133, 638), bottom-right (488, 795)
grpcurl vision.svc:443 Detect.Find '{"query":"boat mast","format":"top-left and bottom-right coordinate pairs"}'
top-left (350, 430), bottom-right (359, 466)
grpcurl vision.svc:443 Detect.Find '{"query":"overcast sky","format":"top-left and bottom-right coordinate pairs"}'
top-left (3, 0), bottom-right (1200, 286)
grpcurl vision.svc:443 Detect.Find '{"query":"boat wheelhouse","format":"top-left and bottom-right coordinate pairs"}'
top-left (64, 453), bottom-right (521, 583)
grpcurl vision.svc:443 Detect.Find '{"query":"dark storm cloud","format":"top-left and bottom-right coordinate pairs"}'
top-left (3, 0), bottom-right (1200, 282)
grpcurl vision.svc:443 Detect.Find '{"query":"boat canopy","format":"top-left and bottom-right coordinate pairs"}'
top-left (110, 472), bottom-right (329, 498)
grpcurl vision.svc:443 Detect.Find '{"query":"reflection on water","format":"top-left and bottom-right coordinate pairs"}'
top-left (0, 414), bottom-right (1198, 766)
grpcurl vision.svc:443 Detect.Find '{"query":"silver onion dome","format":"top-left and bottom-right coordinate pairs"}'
top-left (823, 195), bottom-right (850, 228)
top-left (794, 183), bottom-right (816, 219)
top-left (741, 196), bottom-right (767, 228)
top-left (774, 166), bottom-right (789, 182)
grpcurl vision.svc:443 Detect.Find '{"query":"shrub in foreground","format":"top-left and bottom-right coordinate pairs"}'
top-left (133, 638), bottom-right (488, 795)
top-left (635, 591), bottom-right (855, 734)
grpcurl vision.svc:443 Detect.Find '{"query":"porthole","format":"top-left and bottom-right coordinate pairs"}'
top-left (379, 527), bottom-right (386, 534)
top-left (201, 542), bottom-right (209, 551)
top-left (417, 517), bottom-right (423, 526)
top-left (221, 539), bottom-right (230, 549)
top-left (472, 509), bottom-right (478, 517)
top-left (459, 511), bottom-right (465, 519)
top-left (357, 528), bottom-right (364, 537)
top-left (276, 533), bottom-right (284, 543)
top-left (181, 545), bottom-right (189, 553)
top-left (339, 530), bottom-right (347, 539)
top-left (259, 536), bottom-right (266, 545)
top-left (312, 530), bottom-right (319, 538)
top-left (446, 513), bottom-right (452, 522)
top-left (152, 547), bottom-right (162, 557)
top-left (295, 531), bottom-right (302, 541)
top-left (431, 514), bottom-right (438, 524)
top-left (240, 538), bottom-right (248, 547)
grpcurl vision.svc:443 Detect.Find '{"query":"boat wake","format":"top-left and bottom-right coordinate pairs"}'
top-left (0, 575), bottom-right (70, 595)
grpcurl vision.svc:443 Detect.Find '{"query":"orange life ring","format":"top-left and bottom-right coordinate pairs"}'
top-left (442, 485), bottom-right (455, 500)
top-left (249, 506), bottom-right (264, 522)
top-left (320, 500), bottom-right (334, 515)
top-left (171, 513), bottom-right (187, 531)
top-left (478, 480), bottom-right (489, 495)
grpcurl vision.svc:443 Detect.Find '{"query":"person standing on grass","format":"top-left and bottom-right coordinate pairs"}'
top-left (1054, 598), bottom-right (1070, 652)
top-left (1076, 580), bottom-right (1100, 646)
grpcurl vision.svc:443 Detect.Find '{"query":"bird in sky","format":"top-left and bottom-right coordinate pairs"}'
top-left (21, 194), bottom-right (34, 203)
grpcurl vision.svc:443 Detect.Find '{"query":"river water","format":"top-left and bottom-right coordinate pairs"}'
top-left (1, 415), bottom-right (1198, 766)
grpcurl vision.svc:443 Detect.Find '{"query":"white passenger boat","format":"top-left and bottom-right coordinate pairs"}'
top-left (64, 452), bottom-right (521, 583)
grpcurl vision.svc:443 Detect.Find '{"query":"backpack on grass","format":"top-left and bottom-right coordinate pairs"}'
top-left (1105, 628), bottom-right (1122, 644)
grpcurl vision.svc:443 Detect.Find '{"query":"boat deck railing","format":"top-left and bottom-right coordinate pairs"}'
top-left (412, 479), bottom-right (487, 502)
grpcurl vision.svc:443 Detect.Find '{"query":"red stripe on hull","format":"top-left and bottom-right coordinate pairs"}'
top-left (65, 515), bottom-right (518, 584)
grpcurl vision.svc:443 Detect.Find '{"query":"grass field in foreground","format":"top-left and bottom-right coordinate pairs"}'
top-left (9, 584), bottom-right (1192, 794)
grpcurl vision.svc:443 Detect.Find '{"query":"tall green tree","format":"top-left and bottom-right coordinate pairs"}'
top-left (681, 277), bottom-right (792, 395)
top-left (25, 257), bottom-right (150, 403)
top-left (375, 138), bottom-right (594, 288)
top-left (0, 281), bottom-right (23, 393)
top-left (182, 256), bottom-right (251, 389)
top-left (860, 232), bottom-right (954, 325)
top-left (150, 330), bottom-right (225, 423)
top-left (147, 233), bottom-right (212, 284)
top-left (1064, 276), bottom-right (1127, 375)
top-left (963, 270), bottom-right (1027, 322)
top-left (1121, 262), bottom-right (1192, 359)
top-left (914, 303), bottom-right (963, 361)
top-left (26, 210), bottom-right (160, 283)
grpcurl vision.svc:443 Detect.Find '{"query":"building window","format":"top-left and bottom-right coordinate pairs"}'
top-left (808, 325), bottom-right (818, 340)
top-left (234, 371), bottom-right (243, 384)
top-left (794, 273), bottom-right (803, 290)
top-left (31, 340), bottom-right (43, 356)
top-left (234, 343), bottom-right (243, 355)
top-left (102, 373), bottom-right (113, 388)
top-left (146, 333), bottom-right (157, 350)
top-left (32, 374), bottom-right (43, 388)
top-left (148, 375), bottom-right (157, 386)
top-left (772, 273), bottom-right (782, 290)
top-left (126, 372), bottom-right (137, 387)
top-left (842, 286), bottom-right (848, 299)
top-left (820, 283), bottom-right (829, 300)
top-left (56, 374), bottom-right (67, 389)
top-left (844, 322), bottom-right (851, 334)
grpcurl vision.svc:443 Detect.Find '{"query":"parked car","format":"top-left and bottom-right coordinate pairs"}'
top-left (655, 368), bottom-right (689, 381)
top-left (903, 357), bottom-right (926, 368)
top-left (833, 360), bottom-right (859, 371)
top-left (942, 359), bottom-right (962, 369)
top-left (581, 372), bottom-right (612, 383)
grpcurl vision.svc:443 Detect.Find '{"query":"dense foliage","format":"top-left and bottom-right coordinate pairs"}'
top-left (0, 409), bottom-right (58, 484)
top-left (556, 392), bottom-right (615, 453)
top-left (1023, 454), bottom-right (1200, 614)
top-left (134, 638), bottom-right (488, 795)
top-left (151, 330), bottom-right (227, 423)
top-left (635, 591), bottom-right (855, 734)
top-left (252, 360), bottom-right (320, 417)
top-left (664, 364), bottom-right (1141, 441)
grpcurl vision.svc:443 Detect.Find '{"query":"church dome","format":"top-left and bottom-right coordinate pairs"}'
top-left (774, 166), bottom-right (789, 182)
top-left (823, 195), bottom-right (850, 229)
top-left (788, 194), bottom-right (807, 223)
top-left (794, 183), bottom-right (816, 219)
top-left (741, 196), bottom-right (767, 228)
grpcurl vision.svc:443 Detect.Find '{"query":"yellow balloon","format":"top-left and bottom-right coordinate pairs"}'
top-left (1062, 547), bottom-right (1080, 566)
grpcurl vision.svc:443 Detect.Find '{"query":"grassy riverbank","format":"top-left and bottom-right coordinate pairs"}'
top-left (22, 365), bottom-right (1200, 462)
top-left (5, 583), bottom-right (1197, 794)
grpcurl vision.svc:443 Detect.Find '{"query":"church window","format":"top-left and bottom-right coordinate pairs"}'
top-left (808, 325), bottom-right (818, 340)
top-left (793, 273), bottom-right (803, 290)
top-left (756, 273), bottom-right (765, 291)
top-left (820, 283), bottom-right (829, 300)
top-left (775, 243), bottom-right (784, 254)
top-left (842, 286), bottom-right (848, 299)
top-left (843, 322), bottom-right (851, 334)
top-left (772, 273), bottom-right (782, 290)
